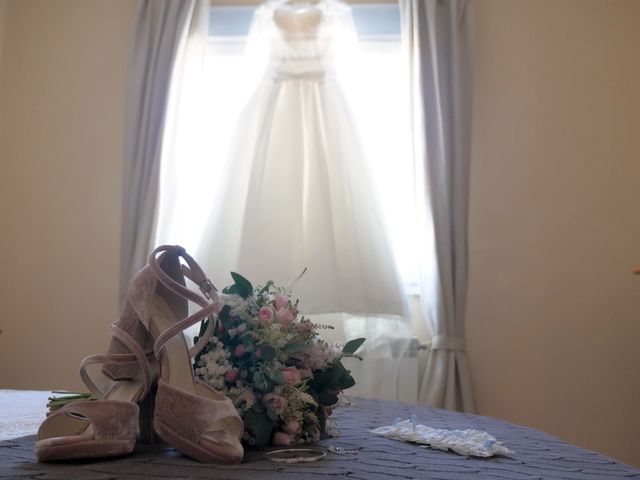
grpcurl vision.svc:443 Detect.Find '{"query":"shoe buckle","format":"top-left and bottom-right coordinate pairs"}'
top-left (199, 279), bottom-right (217, 299)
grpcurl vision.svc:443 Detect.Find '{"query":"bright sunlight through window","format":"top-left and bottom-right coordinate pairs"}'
top-left (158, 4), bottom-right (419, 291)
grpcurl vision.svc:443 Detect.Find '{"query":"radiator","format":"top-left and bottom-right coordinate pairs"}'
top-left (342, 337), bottom-right (428, 404)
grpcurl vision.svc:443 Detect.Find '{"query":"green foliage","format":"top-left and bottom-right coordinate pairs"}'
top-left (245, 409), bottom-right (273, 447)
top-left (265, 369), bottom-right (285, 385)
top-left (342, 337), bottom-right (366, 355)
top-left (282, 342), bottom-right (309, 353)
top-left (252, 371), bottom-right (271, 391)
top-left (257, 345), bottom-right (276, 362)
top-left (222, 272), bottom-right (253, 298)
top-left (318, 389), bottom-right (339, 406)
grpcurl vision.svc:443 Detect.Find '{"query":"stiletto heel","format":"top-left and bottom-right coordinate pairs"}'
top-left (129, 245), bottom-right (243, 464)
top-left (34, 292), bottom-right (158, 461)
top-left (138, 385), bottom-right (157, 444)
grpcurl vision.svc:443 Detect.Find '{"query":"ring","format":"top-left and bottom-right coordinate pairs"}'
top-left (263, 447), bottom-right (327, 464)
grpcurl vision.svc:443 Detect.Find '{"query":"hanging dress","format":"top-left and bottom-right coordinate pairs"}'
top-left (196, 0), bottom-right (405, 318)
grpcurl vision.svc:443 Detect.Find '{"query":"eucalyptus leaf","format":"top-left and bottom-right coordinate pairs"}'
top-left (342, 337), bottom-right (365, 355)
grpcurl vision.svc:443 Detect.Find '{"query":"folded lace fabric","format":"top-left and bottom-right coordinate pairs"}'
top-left (371, 418), bottom-right (514, 457)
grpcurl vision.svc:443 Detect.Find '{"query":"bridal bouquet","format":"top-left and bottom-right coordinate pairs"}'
top-left (193, 272), bottom-right (363, 448)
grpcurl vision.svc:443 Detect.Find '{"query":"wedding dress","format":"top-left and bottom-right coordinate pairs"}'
top-left (196, 0), bottom-right (406, 319)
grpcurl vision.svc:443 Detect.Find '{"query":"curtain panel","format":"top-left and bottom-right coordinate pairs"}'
top-left (120, 0), bottom-right (196, 303)
top-left (400, 0), bottom-right (476, 412)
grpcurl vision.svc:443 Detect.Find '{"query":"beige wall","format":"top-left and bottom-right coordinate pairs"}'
top-left (0, 0), bottom-right (638, 469)
top-left (0, 0), bottom-right (8, 68)
top-left (467, 0), bottom-right (640, 468)
top-left (0, 0), bottom-right (134, 389)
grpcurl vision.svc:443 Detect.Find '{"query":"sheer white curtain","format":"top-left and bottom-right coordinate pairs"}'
top-left (120, 0), bottom-right (198, 302)
top-left (155, 0), bottom-right (414, 402)
top-left (400, 0), bottom-right (476, 412)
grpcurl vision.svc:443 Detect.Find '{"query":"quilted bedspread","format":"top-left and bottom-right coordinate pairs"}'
top-left (1, 396), bottom-right (639, 479)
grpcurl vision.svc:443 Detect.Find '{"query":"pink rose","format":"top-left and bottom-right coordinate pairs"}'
top-left (283, 420), bottom-right (301, 435)
top-left (224, 368), bottom-right (238, 382)
top-left (275, 308), bottom-right (294, 326)
top-left (281, 366), bottom-right (302, 385)
top-left (274, 294), bottom-right (288, 310)
top-left (273, 431), bottom-right (294, 446)
top-left (234, 344), bottom-right (247, 357)
top-left (263, 393), bottom-right (287, 413)
top-left (258, 306), bottom-right (274, 323)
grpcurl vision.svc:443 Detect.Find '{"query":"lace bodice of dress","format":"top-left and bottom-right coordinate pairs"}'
top-left (259, 0), bottom-right (351, 80)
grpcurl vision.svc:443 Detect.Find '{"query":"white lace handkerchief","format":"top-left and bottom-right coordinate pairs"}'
top-left (371, 419), bottom-right (514, 457)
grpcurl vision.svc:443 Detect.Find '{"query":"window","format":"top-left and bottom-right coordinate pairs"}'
top-left (157, 3), bottom-right (419, 291)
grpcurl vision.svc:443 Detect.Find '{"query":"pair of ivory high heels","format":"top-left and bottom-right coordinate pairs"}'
top-left (34, 245), bottom-right (244, 464)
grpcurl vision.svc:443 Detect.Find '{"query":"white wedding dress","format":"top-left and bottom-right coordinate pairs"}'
top-left (196, 0), bottom-right (405, 319)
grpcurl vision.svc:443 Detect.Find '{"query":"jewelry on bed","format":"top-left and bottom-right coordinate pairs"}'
top-left (263, 447), bottom-right (327, 463)
top-left (326, 445), bottom-right (359, 455)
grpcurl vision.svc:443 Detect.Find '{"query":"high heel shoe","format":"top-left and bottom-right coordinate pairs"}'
top-left (34, 290), bottom-right (158, 461)
top-left (130, 245), bottom-right (244, 464)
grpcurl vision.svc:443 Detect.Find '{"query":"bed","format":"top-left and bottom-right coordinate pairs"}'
top-left (1, 391), bottom-right (639, 479)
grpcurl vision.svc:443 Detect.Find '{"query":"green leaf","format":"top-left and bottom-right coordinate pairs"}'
top-left (257, 345), bottom-right (276, 362)
top-left (266, 405), bottom-right (279, 421)
top-left (310, 364), bottom-right (343, 392)
top-left (223, 283), bottom-right (244, 297)
top-left (335, 368), bottom-right (356, 390)
top-left (244, 409), bottom-right (273, 448)
top-left (230, 272), bottom-right (253, 298)
top-left (197, 318), bottom-right (209, 338)
top-left (252, 371), bottom-right (271, 391)
top-left (282, 342), bottom-right (309, 354)
top-left (318, 389), bottom-right (339, 406)
top-left (265, 369), bottom-right (285, 385)
top-left (342, 337), bottom-right (366, 355)
top-left (218, 305), bottom-right (231, 322)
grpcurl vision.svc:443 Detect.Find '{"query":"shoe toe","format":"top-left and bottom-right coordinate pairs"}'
top-left (199, 430), bottom-right (244, 464)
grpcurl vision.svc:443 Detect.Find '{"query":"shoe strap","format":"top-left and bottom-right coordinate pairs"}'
top-left (79, 322), bottom-right (154, 401)
top-left (148, 245), bottom-right (220, 360)
top-left (150, 245), bottom-right (217, 309)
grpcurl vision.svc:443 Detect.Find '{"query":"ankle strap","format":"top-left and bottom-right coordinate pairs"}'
top-left (150, 245), bottom-right (217, 308)
top-left (79, 323), bottom-right (155, 401)
top-left (148, 245), bottom-right (219, 359)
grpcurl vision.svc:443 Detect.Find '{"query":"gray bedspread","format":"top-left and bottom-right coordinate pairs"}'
top-left (1, 397), bottom-right (639, 479)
